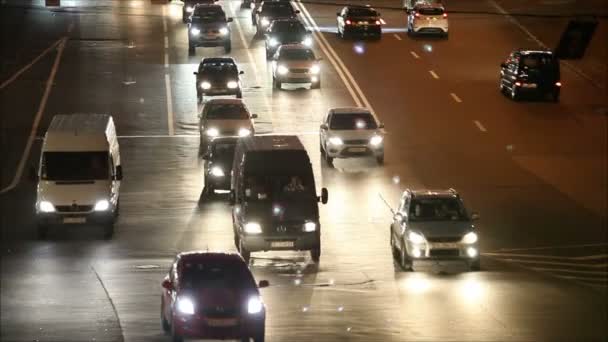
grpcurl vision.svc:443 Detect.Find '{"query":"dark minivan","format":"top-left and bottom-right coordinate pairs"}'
top-left (230, 135), bottom-right (328, 263)
top-left (500, 49), bottom-right (561, 102)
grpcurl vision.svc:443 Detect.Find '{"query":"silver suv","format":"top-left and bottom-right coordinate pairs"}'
top-left (389, 189), bottom-right (480, 271)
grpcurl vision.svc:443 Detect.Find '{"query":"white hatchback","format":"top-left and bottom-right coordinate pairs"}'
top-left (319, 107), bottom-right (385, 166)
top-left (407, 4), bottom-right (448, 37)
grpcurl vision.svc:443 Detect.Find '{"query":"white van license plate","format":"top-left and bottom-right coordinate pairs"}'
top-left (63, 217), bottom-right (86, 224)
top-left (271, 241), bottom-right (294, 248)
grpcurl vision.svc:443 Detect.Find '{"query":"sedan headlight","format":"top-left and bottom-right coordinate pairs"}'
top-left (200, 81), bottom-right (211, 90)
top-left (328, 136), bottom-right (343, 145)
top-left (369, 135), bottom-right (383, 146)
top-left (303, 222), bottom-right (316, 232)
top-left (247, 296), bottom-right (263, 314)
top-left (206, 127), bottom-right (219, 137)
top-left (244, 222), bottom-right (262, 234)
top-left (210, 166), bottom-right (224, 177)
top-left (407, 231), bottom-right (426, 244)
top-left (186, 6), bottom-right (194, 13)
top-left (94, 200), bottom-right (110, 211)
top-left (462, 231), bottom-right (478, 244)
top-left (39, 201), bottom-right (55, 213)
top-left (277, 65), bottom-right (289, 75)
top-left (190, 27), bottom-right (201, 36)
top-left (310, 64), bottom-right (320, 74)
top-left (302, 36), bottom-right (313, 47)
top-left (238, 128), bottom-right (252, 137)
top-left (268, 37), bottom-right (279, 47)
top-left (219, 27), bottom-right (229, 35)
top-left (227, 81), bottom-right (238, 89)
top-left (261, 17), bottom-right (270, 26)
top-left (176, 297), bottom-right (195, 315)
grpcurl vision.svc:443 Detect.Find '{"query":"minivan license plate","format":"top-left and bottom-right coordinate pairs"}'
top-left (271, 241), bottom-right (294, 248)
top-left (63, 217), bottom-right (86, 224)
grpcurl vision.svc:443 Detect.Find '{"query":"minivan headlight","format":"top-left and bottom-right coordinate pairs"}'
top-left (190, 27), bottom-right (201, 35)
top-left (244, 222), bottom-right (262, 234)
top-left (176, 297), bottom-right (195, 315)
top-left (247, 296), bottom-right (263, 314)
top-left (328, 137), bottom-right (343, 145)
top-left (39, 201), bottom-right (55, 213)
top-left (200, 81), bottom-right (211, 89)
top-left (94, 200), bottom-right (110, 211)
top-left (227, 81), bottom-right (238, 89)
top-left (210, 166), bottom-right (224, 177)
top-left (310, 64), bottom-right (320, 74)
top-left (462, 231), bottom-right (478, 244)
top-left (277, 65), bottom-right (288, 75)
top-left (206, 127), bottom-right (219, 137)
top-left (268, 37), bottom-right (279, 47)
top-left (302, 36), bottom-right (313, 47)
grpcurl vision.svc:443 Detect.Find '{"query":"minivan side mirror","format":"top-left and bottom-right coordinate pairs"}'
top-left (320, 188), bottom-right (328, 204)
top-left (29, 165), bottom-right (38, 182)
top-left (320, 123), bottom-right (328, 130)
top-left (258, 280), bottom-right (269, 288)
top-left (471, 212), bottom-right (480, 221)
top-left (500, 62), bottom-right (507, 69)
top-left (251, 113), bottom-right (258, 119)
top-left (115, 165), bottom-right (123, 181)
top-left (161, 277), bottom-right (173, 291)
top-left (227, 17), bottom-right (234, 22)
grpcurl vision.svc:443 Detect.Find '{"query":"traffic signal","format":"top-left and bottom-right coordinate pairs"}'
top-left (554, 19), bottom-right (598, 60)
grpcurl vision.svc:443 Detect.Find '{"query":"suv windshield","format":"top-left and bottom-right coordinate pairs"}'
top-left (409, 198), bottom-right (468, 221)
top-left (245, 175), bottom-right (314, 201)
top-left (181, 261), bottom-right (255, 289)
top-left (192, 9), bottom-right (225, 23)
top-left (279, 49), bottom-right (315, 61)
top-left (206, 104), bottom-right (248, 119)
top-left (348, 8), bottom-right (377, 17)
top-left (330, 113), bottom-right (377, 130)
top-left (42, 151), bottom-right (109, 181)
top-left (201, 63), bottom-right (237, 76)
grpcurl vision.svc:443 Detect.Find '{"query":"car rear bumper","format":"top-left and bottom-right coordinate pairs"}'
top-left (405, 240), bottom-right (479, 260)
top-left (173, 314), bottom-right (264, 339)
top-left (206, 175), bottom-right (231, 190)
top-left (240, 232), bottom-right (320, 252)
top-left (345, 25), bottom-right (381, 35)
top-left (413, 25), bottom-right (448, 34)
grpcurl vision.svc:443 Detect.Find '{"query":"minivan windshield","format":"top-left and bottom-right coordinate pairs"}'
top-left (42, 151), bottom-right (110, 181)
top-left (244, 174), bottom-right (314, 201)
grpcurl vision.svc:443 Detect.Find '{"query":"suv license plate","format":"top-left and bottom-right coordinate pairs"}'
top-left (348, 147), bottom-right (366, 152)
top-left (271, 241), bottom-right (294, 248)
top-left (432, 242), bottom-right (459, 249)
top-left (63, 217), bottom-right (86, 224)
top-left (207, 318), bottom-right (238, 327)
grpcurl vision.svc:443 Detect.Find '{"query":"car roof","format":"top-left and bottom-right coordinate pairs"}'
top-left (177, 251), bottom-right (244, 263)
top-left (517, 49), bottom-right (554, 56)
top-left (346, 5), bottom-right (376, 10)
top-left (410, 189), bottom-right (459, 199)
top-left (414, 3), bottom-right (445, 10)
top-left (193, 4), bottom-right (224, 12)
top-left (330, 107), bottom-right (372, 115)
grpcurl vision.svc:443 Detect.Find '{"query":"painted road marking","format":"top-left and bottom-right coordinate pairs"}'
top-left (0, 37), bottom-right (63, 90)
top-left (429, 70), bottom-right (439, 79)
top-left (164, 53), bottom-right (169, 68)
top-left (474, 120), bottom-right (487, 132)
top-left (67, 22), bottom-right (74, 33)
top-left (484, 252), bottom-right (608, 260)
top-left (165, 74), bottom-right (174, 136)
top-left (450, 93), bottom-right (462, 103)
top-left (495, 243), bottom-right (608, 252)
top-left (0, 38), bottom-right (68, 194)
top-left (410, 51), bottom-right (420, 59)
top-left (230, 4), bottom-right (260, 83)
top-left (393, 34), bottom-right (402, 41)
top-left (164, 36), bottom-right (169, 49)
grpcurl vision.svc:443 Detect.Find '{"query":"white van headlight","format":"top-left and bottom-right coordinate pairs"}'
top-left (39, 201), bottom-right (55, 213)
top-left (310, 64), bottom-right (320, 74)
top-left (277, 65), bottom-right (289, 75)
top-left (244, 222), bottom-right (262, 234)
top-left (328, 137), bottom-right (343, 145)
top-left (94, 200), bottom-right (110, 211)
top-left (190, 27), bottom-right (201, 36)
top-left (247, 296), bottom-right (263, 314)
top-left (370, 135), bottom-right (383, 146)
top-left (407, 231), bottom-right (426, 244)
top-left (302, 36), bottom-right (313, 47)
top-left (219, 27), bottom-right (229, 35)
top-left (227, 81), bottom-right (238, 89)
top-left (210, 166), bottom-right (224, 177)
top-left (200, 81), bottom-right (211, 90)
top-left (462, 231), bottom-right (478, 244)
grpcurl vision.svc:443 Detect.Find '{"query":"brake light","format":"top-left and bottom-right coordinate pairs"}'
top-left (375, 20), bottom-right (381, 25)
top-left (555, 81), bottom-right (562, 87)
top-left (345, 19), bottom-right (352, 25)
top-left (414, 12), bottom-right (420, 18)
top-left (515, 81), bottom-right (522, 87)
top-left (443, 12), bottom-right (447, 18)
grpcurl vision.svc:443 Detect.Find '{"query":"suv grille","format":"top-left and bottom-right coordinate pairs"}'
top-left (430, 249), bottom-right (460, 257)
top-left (289, 68), bottom-right (308, 73)
top-left (427, 236), bottom-right (461, 243)
top-left (344, 139), bottom-right (368, 145)
top-left (55, 205), bottom-right (94, 213)
top-left (202, 306), bottom-right (238, 318)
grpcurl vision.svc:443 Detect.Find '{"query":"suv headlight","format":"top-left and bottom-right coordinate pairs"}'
top-left (302, 36), bottom-right (313, 47)
top-left (261, 17), bottom-right (270, 26)
top-left (303, 222), bottom-right (316, 232)
top-left (462, 231), bottom-right (478, 244)
top-left (247, 296), bottom-right (263, 314)
top-left (277, 65), bottom-right (288, 75)
top-left (206, 127), bottom-right (219, 137)
top-left (407, 231), bottom-right (426, 244)
top-left (210, 166), bottom-right (224, 177)
top-left (244, 222), bottom-right (262, 234)
top-left (219, 27), bottom-right (229, 35)
top-left (200, 81), bottom-right (211, 90)
top-left (238, 128), bottom-right (251, 137)
top-left (328, 136), bottom-right (343, 145)
top-left (39, 201), bottom-right (55, 213)
top-left (370, 135), bottom-right (383, 146)
top-left (310, 64), bottom-right (320, 74)
top-left (268, 37), bottom-right (279, 47)
top-left (190, 27), bottom-right (201, 35)
top-left (176, 297), bottom-right (195, 315)
top-left (94, 200), bottom-right (110, 211)
top-left (227, 81), bottom-right (238, 89)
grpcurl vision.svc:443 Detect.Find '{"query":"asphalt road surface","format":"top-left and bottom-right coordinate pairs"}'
top-left (1, 1), bottom-right (607, 341)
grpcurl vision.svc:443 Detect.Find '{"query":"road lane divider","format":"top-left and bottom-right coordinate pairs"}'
top-left (0, 37), bottom-right (63, 90)
top-left (393, 34), bottom-right (402, 41)
top-left (450, 92), bottom-right (462, 103)
top-left (429, 70), bottom-right (439, 79)
top-left (410, 51), bottom-right (420, 59)
top-left (165, 74), bottom-right (175, 136)
top-left (473, 120), bottom-right (487, 132)
top-left (1, 37), bottom-right (67, 194)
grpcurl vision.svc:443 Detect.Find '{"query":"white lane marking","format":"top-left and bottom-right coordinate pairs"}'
top-left (450, 92), bottom-right (462, 103)
top-left (410, 51), bottom-right (420, 59)
top-left (429, 70), bottom-right (439, 79)
top-left (162, 17), bottom-right (167, 34)
top-left (0, 37), bottom-right (63, 90)
top-left (500, 259), bottom-right (607, 268)
top-left (393, 34), bottom-right (402, 41)
top-left (67, 22), bottom-right (74, 33)
top-left (230, 7), bottom-right (260, 83)
top-left (0, 38), bottom-right (68, 194)
top-left (530, 267), bottom-right (607, 276)
top-left (164, 53), bottom-right (169, 68)
top-left (484, 252), bottom-right (608, 261)
top-left (164, 36), bottom-right (169, 49)
top-left (116, 131), bottom-right (320, 139)
top-left (473, 120), bottom-right (487, 132)
top-left (552, 275), bottom-right (608, 283)
top-left (496, 243), bottom-right (608, 252)
top-left (296, 1), bottom-right (376, 112)
top-left (165, 74), bottom-right (175, 136)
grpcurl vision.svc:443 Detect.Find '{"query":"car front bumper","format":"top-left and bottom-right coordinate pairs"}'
top-left (405, 240), bottom-right (479, 262)
top-left (37, 211), bottom-right (115, 226)
top-left (190, 33), bottom-right (230, 46)
top-left (173, 313), bottom-right (264, 339)
top-left (240, 232), bottom-right (320, 252)
top-left (325, 142), bottom-right (384, 158)
top-left (276, 72), bottom-right (319, 84)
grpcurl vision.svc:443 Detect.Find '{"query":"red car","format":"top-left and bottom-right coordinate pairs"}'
top-left (160, 251), bottom-right (268, 342)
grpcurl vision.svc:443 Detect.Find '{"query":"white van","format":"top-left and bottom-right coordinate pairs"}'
top-left (35, 114), bottom-right (122, 238)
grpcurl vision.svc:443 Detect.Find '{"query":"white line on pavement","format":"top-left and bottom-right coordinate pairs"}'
top-left (410, 51), bottom-right (420, 59)
top-left (164, 53), bottom-right (169, 68)
top-left (450, 92), bottom-right (462, 103)
top-left (429, 70), bottom-right (439, 79)
top-left (165, 74), bottom-right (175, 136)
top-left (393, 34), bottom-right (402, 41)
top-left (530, 267), bottom-right (607, 276)
top-left (116, 131), bottom-right (320, 139)
top-left (67, 22), bottom-right (74, 33)
top-left (0, 38), bottom-right (67, 194)
top-left (164, 36), bottom-right (169, 49)
top-left (162, 17), bottom-right (167, 33)
top-left (230, 6), bottom-right (261, 84)
top-left (484, 252), bottom-right (608, 260)
top-left (0, 37), bottom-right (63, 90)
top-left (473, 120), bottom-right (487, 132)
top-left (501, 258), bottom-right (607, 268)
top-left (496, 243), bottom-right (608, 252)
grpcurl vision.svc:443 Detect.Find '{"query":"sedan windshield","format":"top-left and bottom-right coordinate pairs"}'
top-left (42, 151), bottom-right (109, 181)
top-left (206, 104), bottom-right (249, 119)
top-left (330, 113), bottom-right (377, 130)
top-left (409, 198), bottom-right (468, 221)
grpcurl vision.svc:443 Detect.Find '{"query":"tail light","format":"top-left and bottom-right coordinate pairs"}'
top-left (555, 81), bottom-right (562, 87)
top-left (375, 20), bottom-right (381, 25)
top-left (515, 81), bottom-right (522, 87)
top-left (345, 19), bottom-right (352, 25)
top-left (443, 13), bottom-right (448, 18)
top-left (414, 12), bottom-right (420, 18)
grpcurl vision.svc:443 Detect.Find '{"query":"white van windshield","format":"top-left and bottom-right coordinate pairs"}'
top-left (42, 152), bottom-right (110, 181)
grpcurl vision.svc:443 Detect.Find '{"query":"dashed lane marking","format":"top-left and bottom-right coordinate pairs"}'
top-left (473, 120), bottom-right (487, 132)
top-left (429, 70), bottom-right (439, 79)
top-left (450, 92), bottom-right (462, 103)
top-left (164, 36), bottom-right (168, 49)
top-left (164, 53), bottom-right (169, 68)
top-left (410, 51), bottom-right (420, 59)
top-left (393, 34), bottom-right (402, 41)
top-left (164, 74), bottom-right (174, 136)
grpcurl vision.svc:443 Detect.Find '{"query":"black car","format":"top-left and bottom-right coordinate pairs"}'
top-left (181, 0), bottom-right (217, 23)
top-left (193, 58), bottom-right (244, 102)
top-left (203, 137), bottom-right (239, 195)
top-left (264, 19), bottom-right (311, 58)
top-left (188, 5), bottom-right (233, 54)
top-left (336, 6), bottom-right (382, 39)
top-left (253, 1), bottom-right (299, 36)
top-left (500, 49), bottom-right (561, 102)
